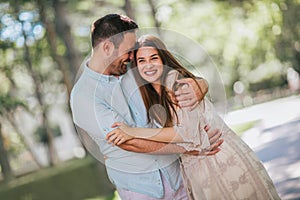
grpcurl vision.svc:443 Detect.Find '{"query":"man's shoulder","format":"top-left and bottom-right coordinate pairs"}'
top-left (120, 69), bottom-right (138, 89)
top-left (122, 68), bottom-right (135, 81)
top-left (70, 74), bottom-right (95, 105)
top-left (70, 77), bottom-right (85, 98)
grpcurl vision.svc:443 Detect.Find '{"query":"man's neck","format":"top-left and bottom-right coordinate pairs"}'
top-left (88, 56), bottom-right (107, 74)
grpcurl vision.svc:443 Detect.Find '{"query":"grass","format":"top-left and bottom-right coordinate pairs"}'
top-left (230, 120), bottom-right (260, 136)
top-left (0, 156), bottom-right (115, 200)
top-left (1, 156), bottom-right (91, 190)
top-left (84, 191), bottom-right (121, 200)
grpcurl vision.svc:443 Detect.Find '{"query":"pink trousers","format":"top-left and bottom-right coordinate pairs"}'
top-left (117, 174), bottom-right (189, 200)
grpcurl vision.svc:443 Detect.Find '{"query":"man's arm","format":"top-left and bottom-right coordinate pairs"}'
top-left (175, 78), bottom-right (208, 110)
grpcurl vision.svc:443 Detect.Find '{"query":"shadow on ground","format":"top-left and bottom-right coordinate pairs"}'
top-left (254, 117), bottom-right (300, 200)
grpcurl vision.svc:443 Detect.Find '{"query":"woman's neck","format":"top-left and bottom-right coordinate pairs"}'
top-left (152, 83), bottom-right (161, 95)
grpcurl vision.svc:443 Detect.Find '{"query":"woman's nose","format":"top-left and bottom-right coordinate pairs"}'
top-left (145, 63), bottom-right (154, 68)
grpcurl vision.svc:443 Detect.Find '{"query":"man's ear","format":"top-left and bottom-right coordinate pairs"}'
top-left (102, 40), bottom-right (114, 56)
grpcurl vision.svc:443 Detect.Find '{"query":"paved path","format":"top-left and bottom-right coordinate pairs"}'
top-left (225, 95), bottom-right (300, 200)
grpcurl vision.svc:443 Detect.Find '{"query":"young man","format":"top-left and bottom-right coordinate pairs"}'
top-left (70, 14), bottom-right (222, 199)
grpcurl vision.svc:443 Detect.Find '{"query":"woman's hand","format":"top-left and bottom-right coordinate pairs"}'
top-left (106, 122), bottom-right (134, 145)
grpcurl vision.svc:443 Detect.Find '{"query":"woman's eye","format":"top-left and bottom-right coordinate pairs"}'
top-left (138, 60), bottom-right (144, 63)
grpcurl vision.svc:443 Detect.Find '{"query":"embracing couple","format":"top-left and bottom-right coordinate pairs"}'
top-left (70, 14), bottom-right (279, 200)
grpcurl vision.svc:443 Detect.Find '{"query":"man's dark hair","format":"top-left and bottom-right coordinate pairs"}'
top-left (91, 14), bottom-right (138, 48)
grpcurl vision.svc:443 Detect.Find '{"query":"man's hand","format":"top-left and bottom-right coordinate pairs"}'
top-left (175, 78), bottom-right (208, 111)
top-left (204, 125), bottom-right (223, 155)
top-left (186, 124), bottom-right (223, 156)
top-left (205, 125), bottom-right (221, 145)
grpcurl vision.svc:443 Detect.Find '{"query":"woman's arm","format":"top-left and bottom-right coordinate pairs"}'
top-left (118, 138), bottom-right (187, 154)
top-left (106, 122), bottom-right (223, 145)
top-left (107, 123), bottom-right (224, 155)
top-left (106, 122), bottom-right (184, 145)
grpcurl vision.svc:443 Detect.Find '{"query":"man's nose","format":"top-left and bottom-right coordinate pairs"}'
top-left (128, 51), bottom-right (133, 60)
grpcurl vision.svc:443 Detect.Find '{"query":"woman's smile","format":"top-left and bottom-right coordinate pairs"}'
top-left (136, 47), bottom-right (164, 85)
top-left (144, 69), bottom-right (158, 76)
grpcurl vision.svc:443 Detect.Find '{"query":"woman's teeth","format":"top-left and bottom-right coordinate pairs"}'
top-left (145, 70), bottom-right (156, 75)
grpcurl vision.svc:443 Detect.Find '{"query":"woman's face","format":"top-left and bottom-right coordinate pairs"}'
top-left (136, 47), bottom-right (164, 84)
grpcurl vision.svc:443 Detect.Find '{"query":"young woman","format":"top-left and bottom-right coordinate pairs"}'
top-left (106, 35), bottom-right (280, 200)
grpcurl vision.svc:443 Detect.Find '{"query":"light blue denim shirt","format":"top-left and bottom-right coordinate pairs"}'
top-left (70, 64), bottom-right (182, 198)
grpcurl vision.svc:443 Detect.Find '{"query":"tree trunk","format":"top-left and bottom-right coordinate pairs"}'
top-left (37, 0), bottom-right (73, 97)
top-left (0, 123), bottom-right (14, 182)
top-left (6, 113), bottom-right (42, 168)
top-left (21, 21), bottom-right (59, 167)
top-left (147, 0), bottom-right (161, 35)
top-left (2, 48), bottom-right (42, 169)
top-left (42, 113), bottom-right (59, 166)
top-left (53, 0), bottom-right (81, 82)
top-left (124, 0), bottom-right (135, 20)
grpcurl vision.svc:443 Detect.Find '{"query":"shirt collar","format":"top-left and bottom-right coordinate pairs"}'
top-left (84, 62), bottom-right (121, 83)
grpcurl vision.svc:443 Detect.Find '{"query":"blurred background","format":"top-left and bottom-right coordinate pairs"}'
top-left (0, 0), bottom-right (299, 199)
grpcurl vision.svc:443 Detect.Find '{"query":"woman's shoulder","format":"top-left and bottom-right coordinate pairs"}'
top-left (167, 69), bottom-right (180, 76)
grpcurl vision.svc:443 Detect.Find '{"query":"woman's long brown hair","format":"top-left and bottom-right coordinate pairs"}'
top-left (132, 35), bottom-right (197, 127)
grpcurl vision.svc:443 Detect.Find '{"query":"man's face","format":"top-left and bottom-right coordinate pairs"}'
top-left (108, 32), bottom-right (136, 76)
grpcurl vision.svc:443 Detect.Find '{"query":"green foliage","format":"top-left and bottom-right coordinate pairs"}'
top-left (249, 75), bottom-right (287, 91)
top-left (0, 157), bottom-right (115, 200)
top-left (6, 130), bottom-right (25, 155)
top-left (0, 94), bottom-right (28, 157)
top-left (156, 0), bottom-right (292, 95)
top-left (274, 0), bottom-right (300, 73)
top-left (33, 125), bottom-right (62, 144)
top-left (0, 95), bottom-right (27, 115)
top-left (230, 120), bottom-right (259, 136)
top-left (1, 0), bottom-right (298, 98)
